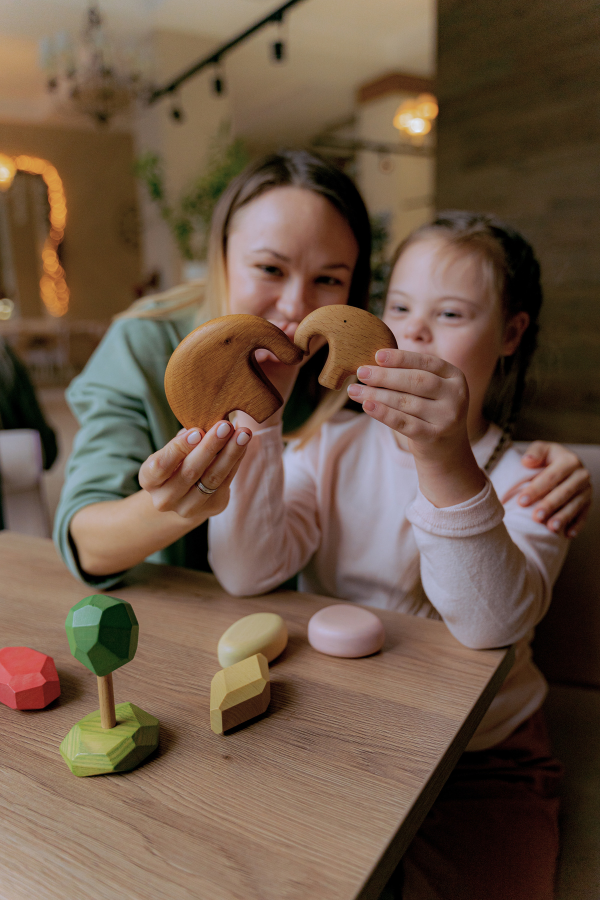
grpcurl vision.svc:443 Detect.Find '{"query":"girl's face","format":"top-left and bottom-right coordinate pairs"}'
top-left (226, 186), bottom-right (359, 332)
top-left (383, 238), bottom-right (528, 427)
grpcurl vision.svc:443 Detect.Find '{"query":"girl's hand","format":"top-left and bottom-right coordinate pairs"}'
top-left (516, 441), bottom-right (592, 537)
top-left (138, 421), bottom-right (252, 519)
top-left (348, 348), bottom-right (471, 459)
top-left (348, 348), bottom-right (486, 507)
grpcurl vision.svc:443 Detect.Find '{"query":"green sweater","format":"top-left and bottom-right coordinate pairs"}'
top-left (53, 311), bottom-right (328, 590)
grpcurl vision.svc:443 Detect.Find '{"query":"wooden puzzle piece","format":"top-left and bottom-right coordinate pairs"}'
top-left (60, 702), bottom-right (160, 777)
top-left (308, 604), bottom-right (385, 658)
top-left (164, 314), bottom-right (304, 431)
top-left (62, 595), bottom-right (159, 775)
top-left (294, 305), bottom-right (398, 390)
top-left (217, 612), bottom-right (288, 668)
top-left (0, 646), bottom-right (60, 710)
top-left (210, 653), bottom-right (270, 734)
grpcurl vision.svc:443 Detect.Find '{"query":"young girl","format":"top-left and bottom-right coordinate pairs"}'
top-left (209, 211), bottom-right (567, 899)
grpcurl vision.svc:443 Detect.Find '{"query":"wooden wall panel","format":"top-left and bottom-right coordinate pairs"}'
top-left (437, 0), bottom-right (600, 442)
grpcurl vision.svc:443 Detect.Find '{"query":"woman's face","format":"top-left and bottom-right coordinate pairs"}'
top-left (226, 186), bottom-right (359, 333)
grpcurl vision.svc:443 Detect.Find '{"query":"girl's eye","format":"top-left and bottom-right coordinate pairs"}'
top-left (315, 275), bottom-right (343, 287)
top-left (440, 309), bottom-right (463, 320)
top-left (389, 304), bottom-right (409, 314)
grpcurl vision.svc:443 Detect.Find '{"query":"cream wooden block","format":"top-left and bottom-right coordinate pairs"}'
top-left (294, 305), bottom-right (398, 390)
top-left (217, 612), bottom-right (288, 668)
top-left (210, 653), bottom-right (270, 735)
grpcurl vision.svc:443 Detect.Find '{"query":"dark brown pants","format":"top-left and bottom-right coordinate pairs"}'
top-left (387, 710), bottom-right (563, 900)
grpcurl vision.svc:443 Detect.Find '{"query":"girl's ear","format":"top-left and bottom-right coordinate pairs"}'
top-left (502, 311), bottom-right (530, 357)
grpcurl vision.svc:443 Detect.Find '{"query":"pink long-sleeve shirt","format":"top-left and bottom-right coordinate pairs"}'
top-left (209, 413), bottom-right (568, 750)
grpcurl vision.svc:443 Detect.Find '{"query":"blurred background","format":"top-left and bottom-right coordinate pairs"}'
top-left (0, 0), bottom-right (598, 525)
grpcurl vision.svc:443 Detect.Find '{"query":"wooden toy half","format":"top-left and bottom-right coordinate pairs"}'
top-left (210, 653), bottom-right (270, 735)
top-left (294, 305), bottom-right (398, 390)
top-left (164, 314), bottom-right (304, 431)
top-left (61, 595), bottom-right (159, 776)
top-left (217, 612), bottom-right (288, 668)
top-left (0, 646), bottom-right (60, 710)
top-left (307, 604), bottom-right (386, 658)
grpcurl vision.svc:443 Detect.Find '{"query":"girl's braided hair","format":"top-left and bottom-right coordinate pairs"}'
top-left (391, 210), bottom-right (543, 436)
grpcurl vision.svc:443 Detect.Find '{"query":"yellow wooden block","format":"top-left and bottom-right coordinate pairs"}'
top-left (217, 612), bottom-right (288, 668)
top-left (210, 653), bottom-right (270, 735)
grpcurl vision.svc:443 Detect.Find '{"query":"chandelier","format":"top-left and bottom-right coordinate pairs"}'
top-left (393, 93), bottom-right (438, 141)
top-left (40, 6), bottom-right (149, 126)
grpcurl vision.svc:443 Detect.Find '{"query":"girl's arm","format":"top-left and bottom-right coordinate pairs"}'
top-left (209, 425), bottom-right (321, 596)
top-left (348, 348), bottom-right (486, 508)
top-left (70, 422), bottom-right (251, 577)
top-left (406, 475), bottom-right (569, 649)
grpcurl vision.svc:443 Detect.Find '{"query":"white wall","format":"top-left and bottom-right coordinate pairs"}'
top-left (355, 92), bottom-right (434, 254)
top-left (134, 29), bottom-right (233, 290)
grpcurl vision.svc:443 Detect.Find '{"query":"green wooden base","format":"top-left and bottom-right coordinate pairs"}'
top-left (60, 702), bottom-right (159, 777)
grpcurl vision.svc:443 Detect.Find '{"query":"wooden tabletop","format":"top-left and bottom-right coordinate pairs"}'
top-left (0, 533), bottom-right (513, 900)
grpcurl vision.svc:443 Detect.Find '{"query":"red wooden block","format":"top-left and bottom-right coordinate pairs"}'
top-left (0, 647), bottom-right (61, 710)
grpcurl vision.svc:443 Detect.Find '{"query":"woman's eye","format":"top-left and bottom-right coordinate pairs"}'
top-left (390, 304), bottom-right (409, 314)
top-left (258, 264), bottom-right (284, 277)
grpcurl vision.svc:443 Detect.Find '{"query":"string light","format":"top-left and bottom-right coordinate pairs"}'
top-left (1, 155), bottom-right (70, 317)
top-left (393, 93), bottom-right (438, 140)
top-left (0, 154), bottom-right (17, 192)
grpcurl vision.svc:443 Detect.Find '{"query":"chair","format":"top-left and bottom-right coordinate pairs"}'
top-left (0, 429), bottom-right (51, 538)
top-left (518, 443), bottom-right (600, 900)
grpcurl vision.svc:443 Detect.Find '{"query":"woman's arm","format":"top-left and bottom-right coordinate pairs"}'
top-left (516, 441), bottom-right (592, 537)
top-left (71, 423), bottom-right (250, 576)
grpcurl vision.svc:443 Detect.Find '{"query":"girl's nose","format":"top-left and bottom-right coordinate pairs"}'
top-left (276, 278), bottom-right (312, 322)
top-left (403, 316), bottom-right (431, 343)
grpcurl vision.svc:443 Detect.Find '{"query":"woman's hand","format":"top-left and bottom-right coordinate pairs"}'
top-left (139, 420), bottom-right (252, 519)
top-left (348, 348), bottom-right (486, 507)
top-left (516, 441), bottom-right (592, 537)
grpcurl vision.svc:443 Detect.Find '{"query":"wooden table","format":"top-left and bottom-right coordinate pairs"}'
top-left (0, 533), bottom-right (513, 900)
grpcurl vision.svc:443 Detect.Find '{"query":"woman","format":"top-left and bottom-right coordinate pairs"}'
top-left (53, 150), bottom-right (591, 588)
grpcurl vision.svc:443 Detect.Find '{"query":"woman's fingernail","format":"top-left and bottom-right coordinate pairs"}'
top-left (348, 384), bottom-right (362, 398)
top-left (357, 366), bottom-right (371, 380)
top-left (567, 528), bottom-right (578, 538)
top-left (534, 509), bottom-right (545, 521)
top-left (550, 519), bottom-right (561, 532)
top-left (187, 430), bottom-right (202, 445)
top-left (375, 350), bottom-right (389, 364)
top-left (364, 400), bottom-right (376, 412)
top-left (236, 431), bottom-right (251, 446)
top-left (217, 422), bottom-right (232, 439)
top-left (519, 494), bottom-right (531, 506)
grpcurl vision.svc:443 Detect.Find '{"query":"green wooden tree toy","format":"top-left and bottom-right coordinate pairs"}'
top-left (60, 595), bottom-right (159, 777)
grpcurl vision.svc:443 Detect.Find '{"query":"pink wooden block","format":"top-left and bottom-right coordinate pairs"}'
top-left (0, 646), bottom-right (61, 710)
top-left (307, 604), bottom-right (385, 658)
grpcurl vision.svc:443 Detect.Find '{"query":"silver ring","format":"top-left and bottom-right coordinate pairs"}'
top-left (196, 479), bottom-right (217, 495)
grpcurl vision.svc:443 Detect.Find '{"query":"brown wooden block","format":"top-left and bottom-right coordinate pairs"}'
top-left (164, 314), bottom-right (304, 431)
top-left (210, 653), bottom-right (270, 735)
top-left (294, 306), bottom-right (398, 390)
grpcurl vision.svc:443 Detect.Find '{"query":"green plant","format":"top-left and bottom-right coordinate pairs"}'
top-left (369, 212), bottom-right (391, 317)
top-left (135, 127), bottom-right (250, 261)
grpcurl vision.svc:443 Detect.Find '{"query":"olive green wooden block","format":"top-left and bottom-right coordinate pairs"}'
top-left (65, 595), bottom-right (139, 677)
top-left (60, 702), bottom-right (159, 777)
